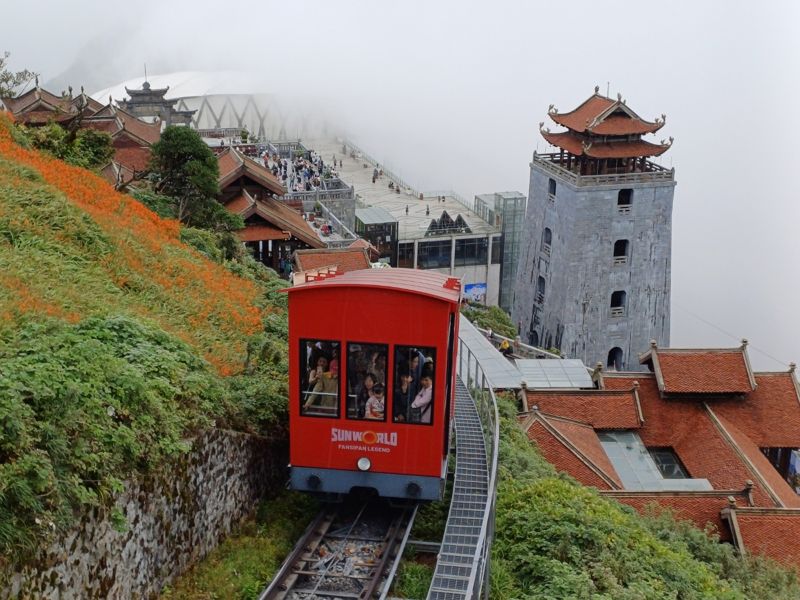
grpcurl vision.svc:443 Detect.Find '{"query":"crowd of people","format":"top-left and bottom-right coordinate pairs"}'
top-left (261, 149), bottom-right (342, 193)
top-left (300, 340), bottom-right (435, 424)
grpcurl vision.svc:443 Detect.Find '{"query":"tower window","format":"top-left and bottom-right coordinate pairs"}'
top-left (530, 331), bottom-right (540, 347)
top-left (542, 227), bottom-right (552, 256)
top-left (548, 178), bottom-right (556, 204)
top-left (617, 189), bottom-right (632, 214)
top-left (607, 347), bottom-right (623, 370)
top-left (613, 239), bottom-right (630, 265)
top-left (536, 276), bottom-right (546, 304)
top-left (610, 290), bottom-right (626, 317)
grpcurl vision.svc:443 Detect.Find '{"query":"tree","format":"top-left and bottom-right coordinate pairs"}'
top-left (19, 123), bottom-right (113, 170)
top-left (150, 126), bottom-right (239, 231)
top-left (0, 51), bottom-right (37, 98)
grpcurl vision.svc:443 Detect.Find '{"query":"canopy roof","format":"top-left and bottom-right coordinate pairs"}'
top-left (541, 131), bottom-right (671, 159)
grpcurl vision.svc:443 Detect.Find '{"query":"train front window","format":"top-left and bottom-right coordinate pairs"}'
top-left (346, 342), bottom-right (389, 421)
top-left (393, 345), bottom-right (436, 425)
top-left (300, 339), bottom-right (340, 418)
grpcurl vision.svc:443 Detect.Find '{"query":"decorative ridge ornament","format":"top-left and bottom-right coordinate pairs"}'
top-left (548, 104), bottom-right (558, 115)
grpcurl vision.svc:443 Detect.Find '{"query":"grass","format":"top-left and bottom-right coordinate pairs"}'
top-left (161, 490), bottom-right (318, 600)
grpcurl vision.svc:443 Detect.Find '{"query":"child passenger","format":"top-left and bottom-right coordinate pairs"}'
top-left (411, 374), bottom-right (433, 424)
top-left (365, 383), bottom-right (385, 420)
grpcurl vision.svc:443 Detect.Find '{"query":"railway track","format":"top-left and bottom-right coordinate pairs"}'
top-left (259, 497), bottom-right (417, 600)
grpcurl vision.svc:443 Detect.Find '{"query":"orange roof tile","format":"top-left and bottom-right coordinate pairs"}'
top-left (294, 248), bottom-right (372, 274)
top-left (541, 131), bottom-right (670, 159)
top-left (525, 418), bottom-right (618, 489)
top-left (113, 146), bottom-right (151, 173)
top-left (710, 412), bottom-right (800, 508)
top-left (237, 224), bottom-right (290, 242)
top-left (712, 372), bottom-right (800, 447)
top-left (235, 195), bottom-right (322, 249)
top-left (646, 347), bottom-right (755, 395)
top-left (604, 492), bottom-right (739, 541)
top-left (603, 375), bottom-right (777, 506)
top-left (217, 147), bottom-right (285, 197)
top-left (548, 92), bottom-right (663, 135)
top-left (732, 509), bottom-right (800, 568)
top-left (224, 192), bottom-right (253, 215)
top-left (524, 388), bottom-right (642, 429)
top-left (543, 414), bottom-right (622, 487)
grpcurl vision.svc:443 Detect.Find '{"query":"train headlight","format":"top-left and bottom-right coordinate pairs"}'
top-left (357, 457), bottom-right (371, 471)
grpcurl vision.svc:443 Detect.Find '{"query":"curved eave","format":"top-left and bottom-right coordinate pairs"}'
top-left (588, 115), bottom-right (664, 136)
top-left (541, 131), bottom-right (670, 159)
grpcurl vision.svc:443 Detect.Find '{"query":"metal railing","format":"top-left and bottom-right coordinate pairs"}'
top-left (456, 338), bottom-right (500, 600)
top-left (341, 138), bottom-right (418, 195)
top-left (475, 326), bottom-right (563, 360)
top-left (428, 323), bottom-right (499, 600)
top-left (532, 152), bottom-right (675, 187)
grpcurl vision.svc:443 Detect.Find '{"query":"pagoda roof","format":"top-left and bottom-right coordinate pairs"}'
top-left (548, 89), bottom-right (665, 136)
top-left (125, 81), bottom-right (170, 97)
top-left (225, 190), bottom-right (322, 248)
top-left (541, 130), bottom-right (671, 159)
top-left (218, 147), bottom-right (285, 197)
top-left (1, 86), bottom-right (104, 122)
top-left (82, 104), bottom-right (161, 146)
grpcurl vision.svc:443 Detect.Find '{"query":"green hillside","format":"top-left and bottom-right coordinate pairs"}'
top-left (0, 115), bottom-right (289, 559)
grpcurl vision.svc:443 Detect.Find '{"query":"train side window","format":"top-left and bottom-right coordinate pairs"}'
top-left (393, 345), bottom-right (436, 425)
top-left (346, 342), bottom-right (389, 421)
top-left (300, 339), bottom-right (340, 418)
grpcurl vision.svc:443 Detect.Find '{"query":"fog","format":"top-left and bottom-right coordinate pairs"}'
top-left (4, 0), bottom-right (799, 369)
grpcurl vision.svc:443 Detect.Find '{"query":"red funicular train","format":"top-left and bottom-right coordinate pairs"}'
top-left (286, 269), bottom-right (461, 501)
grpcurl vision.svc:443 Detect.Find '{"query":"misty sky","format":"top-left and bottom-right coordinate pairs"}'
top-left (4, 0), bottom-right (799, 369)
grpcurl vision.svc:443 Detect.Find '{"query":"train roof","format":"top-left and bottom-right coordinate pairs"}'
top-left (286, 268), bottom-right (462, 304)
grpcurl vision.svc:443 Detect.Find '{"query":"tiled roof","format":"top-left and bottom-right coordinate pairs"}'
top-left (113, 108), bottom-right (161, 145)
top-left (712, 372), bottom-right (800, 447)
top-left (541, 131), bottom-right (670, 159)
top-left (645, 347), bottom-right (755, 395)
top-left (224, 192), bottom-right (253, 215)
top-left (524, 418), bottom-right (619, 489)
top-left (235, 194), bottom-right (322, 249)
top-left (709, 412), bottom-right (800, 508)
top-left (294, 248), bottom-right (371, 273)
top-left (548, 92), bottom-right (663, 135)
top-left (524, 388), bottom-right (642, 429)
top-left (237, 223), bottom-right (289, 243)
top-left (348, 238), bottom-right (380, 260)
top-left (217, 147), bottom-right (285, 196)
top-left (604, 491), bottom-right (742, 541)
top-left (730, 509), bottom-right (800, 567)
top-left (112, 146), bottom-right (151, 173)
top-left (543, 414), bottom-right (622, 487)
top-left (81, 107), bottom-right (161, 146)
top-left (603, 375), bottom-right (777, 506)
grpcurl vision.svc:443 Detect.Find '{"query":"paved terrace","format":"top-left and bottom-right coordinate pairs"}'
top-left (308, 138), bottom-right (497, 241)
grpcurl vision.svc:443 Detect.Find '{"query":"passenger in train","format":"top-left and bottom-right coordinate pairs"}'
top-left (305, 359), bottom-right (339, 410)
top-left (411, 374), bottom-right (434, 424)
top-left (393, 368), bottom-right (414, 422)
top-left (354, 372), bottom-right (377, 419)
top-left (364, 383), bottom-right (386, 420)
top-left (308, 354), bottom-right (330, 390)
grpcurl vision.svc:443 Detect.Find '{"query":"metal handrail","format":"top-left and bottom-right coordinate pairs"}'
top-left (455, 335), bottom-right (500, 600)
top-left (474, 326), bottom-right (563, 360)
top-left (340, 138), bottom-right (417, 194)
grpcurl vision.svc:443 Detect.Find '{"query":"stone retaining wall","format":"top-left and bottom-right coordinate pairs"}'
top-left (1, 428), bottom-right (286, 599)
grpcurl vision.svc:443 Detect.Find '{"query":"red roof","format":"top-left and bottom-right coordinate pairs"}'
top-left (287, 269), bottom-right (462, 305)
top-left (525, 418), bottom-right (620, 489)
top-left (524, 388), bottom-right (642, 429)
top-left (294, 248), bottom-right (372, 274)
top-left (645, 347), bottom-right (755, 395)
top-left (113, 145), bottom-right (151, 173)
top-left (348, 238), bottom-right (380, 261)
top-left (730, 509), bottom-right (800, 568)
top-left (605, 492), bottom-right (740, 541)
top-left (548, 92), bottom-right (664, 136)
top-left (237, 224), bottom-right (290, 242)
top-left (227, 190), bottom-right (322, 249)
top-left (541, 131), bottom-right (670, 159)
top-left (217, 147), bottom-right (285, 197)
top-left (712, 372), bottom-right (800, 447)
top-left (224, 192), bottom-right (254, 215)
top-left (710, 412), bottom-right (800, 508)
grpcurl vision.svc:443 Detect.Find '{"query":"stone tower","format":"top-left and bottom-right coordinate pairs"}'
top-left (512, 87), bottom-right (676, 370)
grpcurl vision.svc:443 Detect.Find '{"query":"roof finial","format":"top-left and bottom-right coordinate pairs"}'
top-left (35, 75), bottom-right (39, 88)
top-left (80, 85), bottom-right (84, 95)
top-left (649, 339), bottom-right (658, 348)
top-left (617, 92), bottom-right (622, 101)
top-left (789, 362), bottom-right (796, 373)
top-left (741, 338), bottom-right (749, 349)
top-left (594, 85), bottom-right (600, 94)
top-left (548, 104), bottom-right (558, 115)
top-left (727, 496), bottom-right (738, 508)
top-left (67, 85), bottom-right (73, 99)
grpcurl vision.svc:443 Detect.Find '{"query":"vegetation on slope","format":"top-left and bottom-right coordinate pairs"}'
top-left (0, 114), bottom-right (290, 560)
top-left (491, 394), bottom-right (800, 599)
top-left (460, 302), bottom-right (517, 338)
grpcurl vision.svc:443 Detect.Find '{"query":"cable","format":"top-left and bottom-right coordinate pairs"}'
top-left (673, 301), bottom-right (790, 369)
